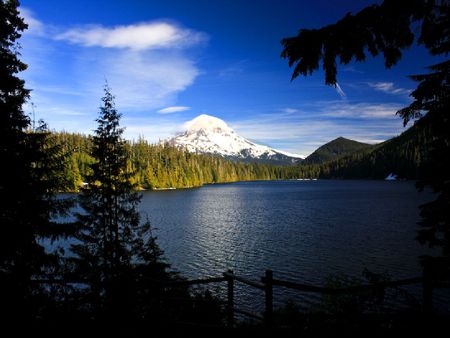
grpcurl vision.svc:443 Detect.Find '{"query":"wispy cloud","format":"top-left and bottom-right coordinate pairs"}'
top-left (368, 82), bottom-right (411, 95)
top-left (19, 8), bottom-right (45, 36)
top-left (218, 60), bottom-right (248, 78)
top-left (342, 66), bottom-right (364, 74)
top-left (335, 82), bottom-right (346, 99)
top-left (282, 108), bottom-right (300, 114)
top-left (122, 117), bottom-right (183, 141)
top-left (84, 49), bottom-right (199, 110)
top-left (157, 106), bottom-right (191, 114)
top-left (55, 22), bottom-right (207, 51)
top-left (228, 102), bottom-right (406, 155)
top-left (321, 101), bottom-right (403, 119)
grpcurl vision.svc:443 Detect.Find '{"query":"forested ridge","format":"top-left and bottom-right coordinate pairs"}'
top-left (315, 121), bottom-right (432, 179)
top-left (304, 137), bottom-right (373, 164)
top-left (53, 131), bottom-right (294, 191)
top-left (53, 120), bottom-right (430, 192)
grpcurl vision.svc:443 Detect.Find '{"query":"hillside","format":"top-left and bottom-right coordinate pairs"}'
top-left (316, 122), bottom-right (432, 179)
top-left (304, 137), bottom-right (373, 164)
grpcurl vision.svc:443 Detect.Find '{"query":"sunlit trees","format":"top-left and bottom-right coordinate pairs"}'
top-left (51, 131), bottom-right (294, 190)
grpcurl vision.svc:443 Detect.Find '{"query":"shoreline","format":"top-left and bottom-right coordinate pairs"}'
top-left (61, 177), bottom-right (411, 194)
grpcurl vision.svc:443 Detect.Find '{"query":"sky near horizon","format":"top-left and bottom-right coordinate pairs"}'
top-left (19, 0), bottom-right (440, 156)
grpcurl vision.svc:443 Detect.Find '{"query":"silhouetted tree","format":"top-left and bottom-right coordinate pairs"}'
top-left (70, 85), bottom-right (174, 324)
top-left (281, 0), bottom-right (450, 256)
top-left (0, 0), bottom-right (73, 323)
top-left (398, 60), bottom-right (450, 255)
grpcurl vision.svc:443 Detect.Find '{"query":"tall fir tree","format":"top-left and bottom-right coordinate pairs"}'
top-left (71, 85), bottom-right (173, 322)
top-left (0, 0), bottom-right (73, 323)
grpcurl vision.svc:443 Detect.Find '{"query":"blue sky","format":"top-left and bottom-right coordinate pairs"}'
top-left (19, 0), bottom-right (440, 156)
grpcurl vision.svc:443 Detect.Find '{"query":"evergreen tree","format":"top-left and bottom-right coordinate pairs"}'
top-left (70, 85), bottom-right (172, 323)
top-left (0, 0), bottom-right (73, 323)
top-left (398, 60), bottom-right (450, 254)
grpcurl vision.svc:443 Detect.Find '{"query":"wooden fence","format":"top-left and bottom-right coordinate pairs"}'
top-left (166, 257), bottom-right (450, 327)
top-left (179, 270), bottom-right (424, 327)
top-left (33, 257), bottom-right (449, 327)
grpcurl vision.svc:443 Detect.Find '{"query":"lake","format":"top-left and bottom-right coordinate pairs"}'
top-left (136, 180), bottom-right (447, 313)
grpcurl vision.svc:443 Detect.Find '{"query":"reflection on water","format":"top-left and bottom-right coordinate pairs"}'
top-left (137, 180), bottom-right (447, 312)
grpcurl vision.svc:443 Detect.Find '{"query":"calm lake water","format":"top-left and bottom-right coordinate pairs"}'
top-left (136, 180), bottom-right (447, 313)
top-left (58, 179), bottom-right (448, 313)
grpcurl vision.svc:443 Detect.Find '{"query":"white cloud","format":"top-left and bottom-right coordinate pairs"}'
top-left (56, 22), bottom-right (206, 51)
top-left (368, 82), bottom-right (411, 95)
top-left (157, 106), bottom-right (191, 114)
top-left (20, 12), bottom-right (205, 118)
top-left (85, 50), bottom-right (199, 111)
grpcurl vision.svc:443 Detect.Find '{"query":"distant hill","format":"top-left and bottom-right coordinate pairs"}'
top-left (315, 121), bottom-right (432, 179)
top-left (304, 137), bottom-right (373, 164)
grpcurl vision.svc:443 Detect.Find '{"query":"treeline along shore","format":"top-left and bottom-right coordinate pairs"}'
top-left (54, 131), bottom-right (294, 191)
top-left (53, 120), bottom-right (431, 192)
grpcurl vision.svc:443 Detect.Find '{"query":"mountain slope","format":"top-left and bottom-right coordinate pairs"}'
top-left (304, 137), bottom-right (373, 164)
top-left (168, 114), bottom-right (303, 165)
top-left (315, 122), bottom-right (432, 179)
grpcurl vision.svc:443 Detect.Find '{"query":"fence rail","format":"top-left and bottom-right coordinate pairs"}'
top-left (224, 270), bottom-right (265, 289)
top-left (175, 258), bottom-right (448, 327)
top-left (168, 276), bottom-right (226, 286)
top-left (270, 276), bottom-right (425, 294)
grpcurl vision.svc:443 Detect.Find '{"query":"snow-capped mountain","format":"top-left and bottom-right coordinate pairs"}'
top-left (167, 114), bottom-right (303, 164)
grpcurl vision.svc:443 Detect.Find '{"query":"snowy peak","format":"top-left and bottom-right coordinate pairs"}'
top-left (168, 114), bottom-right (303, 165)
top-left (184, 114), bottom-right (233, 134)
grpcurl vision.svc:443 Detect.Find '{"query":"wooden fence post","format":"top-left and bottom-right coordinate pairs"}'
top-left (422, 258), bottom-right (433, 313)
top-left (226, 269), bottom-right (234, 327)
top-left (264, 269), bottom-right (273, 327)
